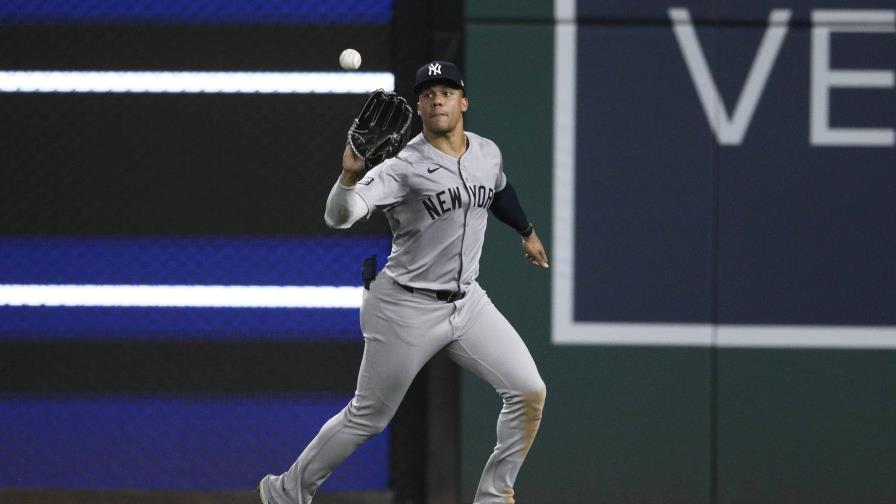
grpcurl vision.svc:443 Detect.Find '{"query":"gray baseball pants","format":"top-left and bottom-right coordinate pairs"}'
top-left (265, 275), bottom-right (546, 504)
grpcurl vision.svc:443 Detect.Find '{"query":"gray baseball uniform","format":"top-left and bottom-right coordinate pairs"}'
top-left (264, 132), bottom-right (546, 504)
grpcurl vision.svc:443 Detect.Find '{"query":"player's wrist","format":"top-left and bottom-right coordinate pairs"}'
top-left (520, 222), bottom-right (534, 238)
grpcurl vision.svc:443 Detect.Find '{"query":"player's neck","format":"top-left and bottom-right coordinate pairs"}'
top-left (424, 128), bottom-right (467, 159)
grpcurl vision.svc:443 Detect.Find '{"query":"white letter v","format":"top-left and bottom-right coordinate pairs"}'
top-left (669, 8), bottom-right (791, 145)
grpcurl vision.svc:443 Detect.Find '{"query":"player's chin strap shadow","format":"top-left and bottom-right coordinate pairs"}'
top-left (361, 254), bottom-right (378, 290)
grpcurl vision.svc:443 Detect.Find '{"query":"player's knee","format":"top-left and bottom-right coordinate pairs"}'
top-left (519, 385), bottom-right (546, 450)
top-left (504, 381), bottom-right (546, 408)
top-left (525, 385), bottom-right (547, 419)
top-left (504, 383), bottom-right (545, 421)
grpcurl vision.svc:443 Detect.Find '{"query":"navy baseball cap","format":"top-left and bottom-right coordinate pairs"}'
top-left (414, 61), bottom-right (465, 95)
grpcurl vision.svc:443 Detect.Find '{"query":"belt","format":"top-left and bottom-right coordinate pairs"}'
top-left (394, 281), bottom-right (466, 302)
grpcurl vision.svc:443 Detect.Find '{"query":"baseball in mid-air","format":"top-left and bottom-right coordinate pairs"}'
top-left (339, 48), bottom-right (362, 71)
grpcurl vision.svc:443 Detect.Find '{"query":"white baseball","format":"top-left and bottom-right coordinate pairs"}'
top-left (339, 48), bottom-right (362, 71)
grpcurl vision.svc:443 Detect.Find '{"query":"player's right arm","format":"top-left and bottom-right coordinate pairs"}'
top-left (323, 144), bottom-right (370, 229)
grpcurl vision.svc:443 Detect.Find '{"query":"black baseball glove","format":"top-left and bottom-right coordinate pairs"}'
top-left (348, 89), bottom-right (413, 171)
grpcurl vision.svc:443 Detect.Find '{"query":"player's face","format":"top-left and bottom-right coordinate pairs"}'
top-left (417, 84), bottom-right (468, 135)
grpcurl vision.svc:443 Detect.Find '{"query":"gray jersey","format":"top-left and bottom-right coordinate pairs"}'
top-left (355, 131), bottom-right (507, 292)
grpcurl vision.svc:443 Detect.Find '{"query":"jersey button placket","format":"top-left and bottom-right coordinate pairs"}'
top-left (456, 159), bottom-right (470, 294)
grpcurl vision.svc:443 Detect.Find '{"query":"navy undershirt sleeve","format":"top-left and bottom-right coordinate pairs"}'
top-left (489, 182), bottom-right (533, 237)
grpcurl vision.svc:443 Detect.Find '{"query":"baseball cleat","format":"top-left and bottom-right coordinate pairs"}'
top-left (257, 474), bottom-right (275, 504)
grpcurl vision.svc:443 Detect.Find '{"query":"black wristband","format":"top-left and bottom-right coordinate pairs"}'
top-left (520, 222), bottom-right (534, 237)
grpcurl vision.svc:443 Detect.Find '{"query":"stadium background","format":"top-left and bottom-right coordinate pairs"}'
top-left (2, 1), bottom-right (895, 504)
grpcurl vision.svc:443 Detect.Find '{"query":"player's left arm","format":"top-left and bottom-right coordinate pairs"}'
top-left (489, 182), bottom-right (549, 268)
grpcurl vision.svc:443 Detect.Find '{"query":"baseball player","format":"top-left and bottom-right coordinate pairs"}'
top-left (258, 61), bottom-right (548, 504)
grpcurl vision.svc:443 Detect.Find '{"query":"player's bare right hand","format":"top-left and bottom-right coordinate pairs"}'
top-left (340, 143), bottom-right (365, 186)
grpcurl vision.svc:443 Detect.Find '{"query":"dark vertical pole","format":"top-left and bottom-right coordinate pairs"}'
top-left (426, 351), bottom-right (461, 504)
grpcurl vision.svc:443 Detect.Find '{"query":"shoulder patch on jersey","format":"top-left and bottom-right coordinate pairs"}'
top-left (358, 176), bottom-right (374, 186)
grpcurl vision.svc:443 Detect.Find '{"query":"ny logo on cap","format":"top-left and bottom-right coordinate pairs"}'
top-left (428, 63), bottom-right (442, 76)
